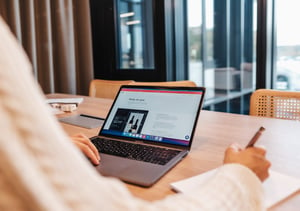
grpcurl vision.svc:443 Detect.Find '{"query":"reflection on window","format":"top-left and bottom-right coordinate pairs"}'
top-left (116, 0), bottom-right (155, 69)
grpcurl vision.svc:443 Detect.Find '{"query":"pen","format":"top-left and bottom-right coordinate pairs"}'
top-left (246, 126), bottom-right (266, 148)
top-left (80, 114), bottom-right (105, 121)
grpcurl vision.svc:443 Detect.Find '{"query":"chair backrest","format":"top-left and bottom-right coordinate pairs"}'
top-left (129, 80), bottom-right (197, 87)
top-left (89, 79), bottom-right (134, 99)
top-left (249, 89), bottom-right (300, 120)
top-left (89, 79), bottom-right (197, 100)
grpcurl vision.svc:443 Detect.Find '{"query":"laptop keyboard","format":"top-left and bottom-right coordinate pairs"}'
top-left (92, 138), bottom-right (181, 165)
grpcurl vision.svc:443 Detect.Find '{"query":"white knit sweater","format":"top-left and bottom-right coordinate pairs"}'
top-left (0, 16), bottom-right (265, 211)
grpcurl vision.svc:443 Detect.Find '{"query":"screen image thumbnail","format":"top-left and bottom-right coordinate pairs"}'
top-left (109, 108), bottom-right (148, 134)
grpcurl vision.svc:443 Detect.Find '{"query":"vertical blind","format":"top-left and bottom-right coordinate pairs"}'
top-left (0, 0), bottom-right (94, 95)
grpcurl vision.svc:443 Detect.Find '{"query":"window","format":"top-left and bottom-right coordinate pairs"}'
top-left (274, 0), bottom-right (300, 91)
top-left (90, 0), bottom-right (258, 114)
top-left (187, 0), bottom-right (257, 114)
top-left (116, 0), bottom-right (155, 69)
top-left (90, 0), bottom-right (167, 81)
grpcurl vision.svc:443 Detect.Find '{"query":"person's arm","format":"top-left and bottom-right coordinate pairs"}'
top-left (149, 163), bottom-right (266, 211)
top-left (70, 133), bottom-right (100, 165)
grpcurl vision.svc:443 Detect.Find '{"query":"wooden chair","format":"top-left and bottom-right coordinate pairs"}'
top-left (249, 89), bottom-right (300, 120)
top-left (129, 80), bottom-right (197, 87)
top-left (89, 79), bottom-right (134, 99)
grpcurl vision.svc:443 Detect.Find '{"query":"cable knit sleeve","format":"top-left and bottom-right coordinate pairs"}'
top-left (0, 16), bottom-right (265, 211)
top-left (150, 164), bottom-right (265, 211)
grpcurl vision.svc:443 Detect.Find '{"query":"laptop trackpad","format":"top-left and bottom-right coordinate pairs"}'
top-left (96, 154), bottom-right (131, 175)
top-left (95, 154), bottom-right (164, 187)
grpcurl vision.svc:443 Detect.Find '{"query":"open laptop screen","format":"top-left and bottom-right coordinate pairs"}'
top-left (100, 86), bottom-right (205, 147)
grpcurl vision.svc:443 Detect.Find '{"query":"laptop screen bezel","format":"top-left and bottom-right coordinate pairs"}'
top-left (98, 85), bottom-right (206, 150)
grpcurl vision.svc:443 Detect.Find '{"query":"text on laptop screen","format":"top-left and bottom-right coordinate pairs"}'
top-left (101, 87), bottom-right (204, 147)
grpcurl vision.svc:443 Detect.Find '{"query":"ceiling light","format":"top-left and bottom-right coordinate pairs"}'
top-left (120, 12), bottom-right (135, 18)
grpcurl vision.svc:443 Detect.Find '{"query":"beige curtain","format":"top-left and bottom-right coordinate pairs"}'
top-left (0, 0), bottom-right (94, 95)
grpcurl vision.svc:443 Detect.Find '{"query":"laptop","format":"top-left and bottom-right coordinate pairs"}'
top-left (90, 85), bottom-right (206, 187)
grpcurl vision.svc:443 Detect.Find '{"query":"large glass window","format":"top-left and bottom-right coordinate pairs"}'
top-left (90, 0), bottom-right (259, 114)
top-left (116, 0), bottom-right (155, 69)
top-left (187, 0), bottom-right (257, 114)
top-left (274, 0), bottom-right (300, 91)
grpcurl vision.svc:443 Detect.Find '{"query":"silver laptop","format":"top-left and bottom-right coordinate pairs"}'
top-left (91, 85), bottom-right (206, 187)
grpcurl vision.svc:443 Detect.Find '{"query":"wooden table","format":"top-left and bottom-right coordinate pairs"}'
top-left (48, 93), bottom-right (300, 211)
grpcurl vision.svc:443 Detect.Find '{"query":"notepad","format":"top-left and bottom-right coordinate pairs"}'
top-left (59, 114), bottom-right (105, 129)
top-left (170, 168), bottom-right (300, 208)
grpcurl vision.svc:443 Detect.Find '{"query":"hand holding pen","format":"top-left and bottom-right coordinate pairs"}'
top-left (224, 126), bottom-right (271, 181)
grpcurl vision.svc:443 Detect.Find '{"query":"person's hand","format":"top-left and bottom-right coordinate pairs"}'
top-left (70, 133), bottom-right (100, 165)
top-left (223, 143), bottom-right (271, 181)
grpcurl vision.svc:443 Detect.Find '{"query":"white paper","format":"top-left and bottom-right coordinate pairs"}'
top-left (45, 98), bottom-right (84, 105)
top-left (170, 169), bottom-right (300, 208)
top-left (263, 170), bottom-right (300, 208)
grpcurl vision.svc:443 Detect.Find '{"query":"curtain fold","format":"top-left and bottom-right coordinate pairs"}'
top-left (20, 0), bottom-right (37, 76)
top-left (52, 0), bottom-right (76, 93)
top-left (0, 0), bottom-right (94, 95)
top-left (73, 0), bottom-right (94, 94)
top-left (35, 0), bottom-right (55, 92)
